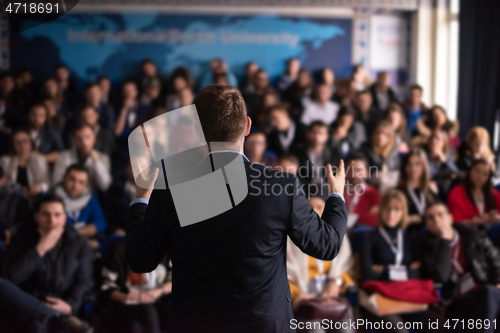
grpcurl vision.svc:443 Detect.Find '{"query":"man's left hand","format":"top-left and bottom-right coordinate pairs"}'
top-left (44, 297), bottom-right (72, 315)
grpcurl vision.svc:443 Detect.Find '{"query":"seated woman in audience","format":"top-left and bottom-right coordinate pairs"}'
top-left (39, 77), bottom-right (67, 112)
top-left (384, 103), bottom-right (410, 154)
top-left (447, 158), bottom-right (500, 225)
top-left (424, 129), bottom-right (459, 197)
top-left (0, 129), bottom-right (49, 198)
top-left (287, 196), bottom-right (354, 331)
top-left (397, 148), bottom-right (438, 236)
top-left (27, 103), bottom-right (64, 163)
top-left (300, 83), bottom-right (340, 126)
top-left (244, 131), bottom-right (277, 167)
top-left (358, 120), bottom-right (400, 176)
top-left (330, 106), bottom-right (366, 160)
top-left (343, 153), bottom-right (380, 228)
top-left (358, 190), bottom-right (440, 333)
top-left (456, 126), bottom-right (496, 172)
top-left (359, 189), bottom-right (421, 281)
top-left (98, 238), bottom-right (172, 333)
top-left (413, 105), bottom-right (460, 150)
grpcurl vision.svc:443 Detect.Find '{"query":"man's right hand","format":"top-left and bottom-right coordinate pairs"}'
top-left (36, 226), bottom-right (64, 257)
top-left (327, 160), bottom-right (345, 195)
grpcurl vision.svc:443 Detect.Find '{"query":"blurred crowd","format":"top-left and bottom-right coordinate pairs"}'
top-left (1, 57), bottom-right (500, 333)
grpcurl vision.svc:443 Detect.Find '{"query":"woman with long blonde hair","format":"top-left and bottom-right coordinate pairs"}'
top-left (457, 126), bottom-right (496, 172)
top-left (359, 120), bottom-right (400, 174)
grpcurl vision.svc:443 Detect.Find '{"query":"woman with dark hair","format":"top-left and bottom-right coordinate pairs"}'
top-left (318, 67), bottom-right (335, 94)
top-left (384, 103), bottom-right (411, 154)
top-left (397, 148), bottom-right (438, 235)
top-left (424, 129), bottom-right (459, 197)
top-left (447, 159), bottom-right (500, 225)
top-left (0, 129), bottom-right (49, 198)
top-left (26, 103), bottom-right (64, 163)
top-left (254, 90), bottom-right (280, 134)
top-left (413, 105), bottom-right (460, 149)
top-left (330, 106), bottom-right (366, 160)
top-left (164, 67), bottom-right (195, 111)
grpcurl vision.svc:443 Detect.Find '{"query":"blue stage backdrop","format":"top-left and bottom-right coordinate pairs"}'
top-left (10, 13), bottom-right (352, 87)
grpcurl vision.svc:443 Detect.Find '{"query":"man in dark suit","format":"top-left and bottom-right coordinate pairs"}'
top-left (125, 85), bottom-right (347, 333)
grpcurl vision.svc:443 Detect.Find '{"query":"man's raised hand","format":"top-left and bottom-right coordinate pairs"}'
top-left (326, 160), bottom-right (345, 195)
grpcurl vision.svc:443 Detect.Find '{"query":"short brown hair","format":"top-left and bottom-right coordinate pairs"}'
top-left (193, 85), bottom-right (247, 143)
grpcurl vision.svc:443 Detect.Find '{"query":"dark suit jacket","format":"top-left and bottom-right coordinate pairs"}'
top-left (291, 144), bottom-right (341, 186)
top-left (38, 123), bottom-right (64, 154)
top-left (125, 153), bottom-right (347, 333)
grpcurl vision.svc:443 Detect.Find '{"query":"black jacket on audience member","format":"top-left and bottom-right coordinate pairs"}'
top-left (35, 123), bottom-right (64, 155)
top-left (421, 223), bottom-right (500, 301)
top-left (291, 143), bottom-right (341, 186)
top-left (368, 84), bottom-right (400, 113)
top-left (266, 122), bottom-right (306, 157)
top-left (355, 106), bottom-right (381, 138)
top-left (125, 153), bottom-right (347, 333)
top-left (1, 223), bottom-right (94, 314)
top-left (359, 225), bottom-right (421, 281)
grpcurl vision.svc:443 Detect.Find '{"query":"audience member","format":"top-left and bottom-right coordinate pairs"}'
top-left (352, 64), bottom-right (371, 91)
top-left (114, 81), bottom-right (148, 138)
top-left (403, 84), bottom-right (428, 134)
top-left (318, 67), bottom-right (335, 94)
top-left (385, 102), bottom-right (411, 154)
top-left (358, 120), bottom-right (400, 174)
top-left (27, 103), bottom-right (64, 163)
top-left (282, 68), bottom-right (314, 117)
top-left (83, 82), bottom-right (115, 132)
top-left (447, 158), bottom-right (500, 225)
top-left (1, 194), bottom-right (93, 333)
top-left (332, 77), bottom-right (354, 107)
top-left (53, 124), bottom-right (112, 192)
top-left (287, 196), bottom-right (354, 331)
top-left (422, 202), bottom-right (500, 328)
top-left (413, 105), bottom-right (460, 150)
top-left (275, 153), bottom-right (300, 175)
top-left (397, 148), bottom-right (438, 237)
top-left (292, 121), bottom-right (339, 191)
top-left (0, 94), bottom-right (23, 135)
top-left (200, 58), bottom-right (238, 88)
top-left (266, 105), bottom-right (306, 157)
top-left (424, 129), bottom-right (459, 196)
top-left (457, 126), bottom-right (496, 172)
top-left (254, 91), bottom-right (280, 133)
top-left (354, 89), bottom-right (380, 137)
top-left (0, 129), bottom-right (50, 198)
top-left (79, 105), bottom-right (115, 156)
top-left (0, 165), bottom-right (31, 244)
top-left (277, 57), bottom-right (300, 92)
top-left (53, 164), bottom-right (107, 239)
top-left (343, 153), bottom-right (380, 228)
top-left (98, 76), bottom-right (119, 108)
top-left (165, 67), bottom-right (195, 111)
top-left (239, 61), bottom-right (259, 93)
top-left (242, 69), bottom-right (277, 120)
top-left (300, 83), bottom-right (340, 126)
top-left (134, 59), bottom-right (162, 94)
top-left (98, 238), bottom-right (171, 333)
top-left (53, 64), bottom-right (79, 107)
top-left (369, 71), bottom-right (399, 113)
top-left (139, 78), bottom-right (162, 108)
top-left (330, 106), bottom-right (366, 159)
top-left (41, 96), bottom-right (66, 134)
top-left (244, 131), bottom-right (277, 167)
